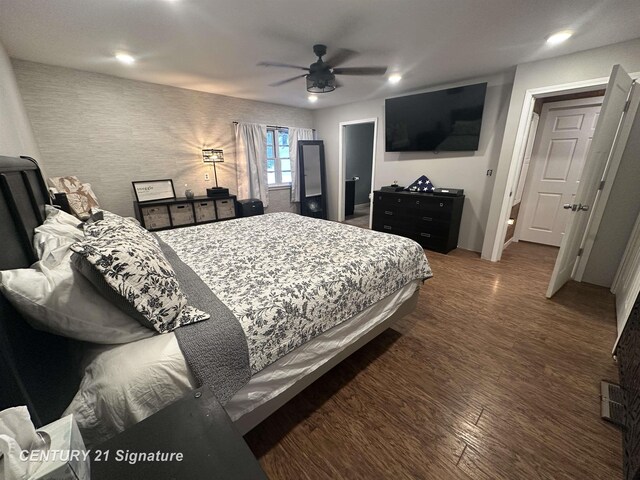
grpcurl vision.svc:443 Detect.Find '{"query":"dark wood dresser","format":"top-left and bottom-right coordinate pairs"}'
top-left (618, 291), bottom-right (640, 480)
top-left (372, 190), bottom-right (464, 253)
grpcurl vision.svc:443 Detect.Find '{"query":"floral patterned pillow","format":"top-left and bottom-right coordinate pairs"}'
top-left (70, 228), bottom-right (209, 333)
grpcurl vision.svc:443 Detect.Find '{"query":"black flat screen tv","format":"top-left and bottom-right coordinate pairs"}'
top-left (385, 82), bottom-right (487, 152)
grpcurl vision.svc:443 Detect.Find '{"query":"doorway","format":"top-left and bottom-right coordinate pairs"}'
top-left (338, 118), bottom-right (377, 227)
top-left (507, 92), bottom-right (604, 248)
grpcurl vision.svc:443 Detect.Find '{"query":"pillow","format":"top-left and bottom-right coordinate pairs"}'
top-left (49, 176), bottom-right (100, 220)
top-left (70, 228), bottom-right (209, 333)
top-left (83, 209), bottom-right (154, 244)
top-left (34, 206), bottom-right (85, 266)
top-left (0, 253), bottom-right (156, 344)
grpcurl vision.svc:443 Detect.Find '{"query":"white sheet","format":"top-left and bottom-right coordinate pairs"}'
top-left (64, 280), bottom-right (420, 445)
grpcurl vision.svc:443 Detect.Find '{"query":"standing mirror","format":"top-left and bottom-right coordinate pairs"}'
top-left (298, 140), bottom-right (327, 219)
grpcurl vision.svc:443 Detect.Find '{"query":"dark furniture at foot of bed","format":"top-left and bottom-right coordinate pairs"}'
top-left (618, 291), bottom-right (640, 480)
top-left (0, 155), bottom-right (82, 427)
top-left (92, 387), bottom-right (267, 480)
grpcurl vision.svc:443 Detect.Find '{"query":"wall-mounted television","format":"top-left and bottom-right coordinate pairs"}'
top-left (385, 82), bottom-right (487, 152)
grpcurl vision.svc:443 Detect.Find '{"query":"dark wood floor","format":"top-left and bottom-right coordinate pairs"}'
top-left (245, 242), bottom-right (622, 479)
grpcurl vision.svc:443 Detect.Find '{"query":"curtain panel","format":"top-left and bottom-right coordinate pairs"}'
top-left (235, 123), bottom-right (269, 207)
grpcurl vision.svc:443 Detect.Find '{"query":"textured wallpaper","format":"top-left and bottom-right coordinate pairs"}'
top-left (12, 59), bottom-right (312, 217)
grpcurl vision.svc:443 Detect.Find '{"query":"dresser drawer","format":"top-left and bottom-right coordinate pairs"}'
top-left (194, 200), bottom-right (216, 223)
top-left (169, 203), bottom-right (195, 226)
top-left (414, 215), bottom-right (451, 236)
top-left (371, 219), bottom-right (412, 238)
top-left (215, 198), bottom-right (236, 219)
top-left (414, 197), bottom-right (454, 218)
top-left (413, 232), bottom-right (449, 252)
top-left (141, 205), bottom-right (171, 231)
top-left (372, 213), bottom-right (409, 231)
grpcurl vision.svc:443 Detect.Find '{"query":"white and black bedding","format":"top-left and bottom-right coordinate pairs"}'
top-left (3, 209), bottom-right (432, 444)
top-left (156, 213), bottom-right (432, 373)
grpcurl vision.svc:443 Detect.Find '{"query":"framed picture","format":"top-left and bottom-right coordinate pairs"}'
top-left (132, 179), bottom-right (176, 203)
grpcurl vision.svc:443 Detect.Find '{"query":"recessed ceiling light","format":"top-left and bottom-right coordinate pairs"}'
top-left (388, 73), bottom-right (402, 84)
top-left (546, 31), bottom-right (573, 45)
top-left (308, 95), bottom-right (318, 103)
top-left (115, 53), bottom-right (135, 65)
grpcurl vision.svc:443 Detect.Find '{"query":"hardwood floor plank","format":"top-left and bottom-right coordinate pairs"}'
top-left (245, 241), bottom-right (621, 479)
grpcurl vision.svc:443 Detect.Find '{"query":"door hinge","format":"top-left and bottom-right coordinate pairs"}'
top-left (599, 180), bottom-right (606, 190)
top-left (623, 99), bottom-right (631, 113)
top-left (577, 247), bottom-right (584, 257)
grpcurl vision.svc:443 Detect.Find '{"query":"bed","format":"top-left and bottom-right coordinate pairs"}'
top-left (0, 156), bottom-right (432, 444)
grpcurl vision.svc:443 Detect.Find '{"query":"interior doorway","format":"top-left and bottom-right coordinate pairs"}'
top-left (338, 118), bottom-right (377, 227)
top-left (506, 91), bottom-right (604, 248)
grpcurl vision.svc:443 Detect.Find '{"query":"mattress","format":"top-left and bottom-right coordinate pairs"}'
top-left (64, 280), bottom-right (420, 445)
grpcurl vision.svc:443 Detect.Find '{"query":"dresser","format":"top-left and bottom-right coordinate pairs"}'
top-left (372, 190), bottom-right (464, 253)
top-left (134, 195), bottom-right (236, 231)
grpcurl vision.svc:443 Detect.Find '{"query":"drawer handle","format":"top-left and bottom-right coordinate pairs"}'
top-left (177, 206), bottom-right (185, 209)
top-left (384, 211), bottom-right (393, 215)
top-left (416, 200), bottom-right (420, 205)
top-left (397, 199), bottom-right (401, 203)
top-left (200, 203), bottom-right (208, 206)
top-left (439, 202), bottom-right (444, 207)
top-left (383, 225), bottom-right (392, 230)
top-left (422, 216), bottom-right (432, 222)
top-left (420, 233), bottom-right (431, 238)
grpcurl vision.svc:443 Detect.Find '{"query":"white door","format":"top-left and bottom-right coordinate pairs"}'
top-left (518, 98), bottom-right (602, 246)
top-left (547, 65), bottom-right (634, 298)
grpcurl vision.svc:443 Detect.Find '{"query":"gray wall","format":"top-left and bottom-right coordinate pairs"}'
top-left (0, 41), bottom-right (39, 159)
top-left (583, 106), bottom-right (640, 287)
top-left (344, 122), bottom-right (374, 205)
top-left (313, 71), bottom-right (514, 252)
top-left (482, 37), bottom-right (640, 260)
top-left (13, 59), bottom-right (313, 217)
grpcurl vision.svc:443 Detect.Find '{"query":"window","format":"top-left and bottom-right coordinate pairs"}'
top-left (266, 127), bottom-right (291, 186)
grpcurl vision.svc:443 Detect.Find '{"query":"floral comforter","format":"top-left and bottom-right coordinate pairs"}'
top-left (157, 212), bottom-right (432, 373)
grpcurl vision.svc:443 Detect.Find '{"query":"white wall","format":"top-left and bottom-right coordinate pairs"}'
top-left (482, 37), bottom-right (640, 260)
top-left (313, 71), bottom-right (514, 252)
top-left (13, 59), bottom-right (312, 217)
top-left (0, 41), bottom-right (40, 159)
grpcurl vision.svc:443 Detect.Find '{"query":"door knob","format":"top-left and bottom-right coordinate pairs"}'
top-left (577, 204), bottom-right (590, 211)
top-left (563, 204), bottom-right (577, 211)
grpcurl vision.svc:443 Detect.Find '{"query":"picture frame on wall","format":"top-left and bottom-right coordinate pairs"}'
top-left (132, 179), bottom-right (176, 203)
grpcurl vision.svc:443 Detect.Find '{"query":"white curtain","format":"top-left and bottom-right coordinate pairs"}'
top-left (235, 122), bottom-right (269, 207)
top-left (289, 127), bottom-right (315, 203)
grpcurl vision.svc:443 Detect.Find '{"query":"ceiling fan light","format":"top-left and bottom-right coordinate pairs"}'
top-left (306, 75), bottom-right (336, 93)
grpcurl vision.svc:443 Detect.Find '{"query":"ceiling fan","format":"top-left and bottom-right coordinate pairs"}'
top-left (258, 44), bottom-right (388, 93)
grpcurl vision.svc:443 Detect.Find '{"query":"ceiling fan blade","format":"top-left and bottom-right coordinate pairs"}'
top-left (324, 48), bottom-right (358, 68)
top-left (269, 74), bottom-right (307, 87)
top-left (333, 66), bottom-right (388, 76)
top-left (258, 62), bottom-right (310, 71)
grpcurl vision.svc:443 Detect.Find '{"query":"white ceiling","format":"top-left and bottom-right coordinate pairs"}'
top-left (1, 0), bottom-right (639, 110)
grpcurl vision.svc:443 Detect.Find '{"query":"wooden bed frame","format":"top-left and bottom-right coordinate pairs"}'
top-left (0, 155), bottom-right (82, 426)
top-left (0, 155), bottom-right (419, 435)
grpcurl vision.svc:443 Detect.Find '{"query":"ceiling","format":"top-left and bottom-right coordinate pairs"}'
top-left (1, 0), bottom-right (639, 110)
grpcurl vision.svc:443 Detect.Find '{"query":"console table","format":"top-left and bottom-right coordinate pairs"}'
top-left (133, 195), bottom-right (236, 231)
top-left (372, 190), bottom-right (464, 253)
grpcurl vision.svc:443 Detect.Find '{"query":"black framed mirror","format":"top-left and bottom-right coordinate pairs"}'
top-left (298, 140), bottom-right (327, 219)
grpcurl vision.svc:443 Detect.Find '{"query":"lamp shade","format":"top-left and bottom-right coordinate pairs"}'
top-left (202, 149), bottom-right (224, 163)
top-left (306, 75), bottom-right (336, 93)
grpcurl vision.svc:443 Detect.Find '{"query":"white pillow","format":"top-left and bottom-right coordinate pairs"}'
top-left (0, 249), bottom-right (156, 345)
top-left (34, 206), bottom-right (84, 266)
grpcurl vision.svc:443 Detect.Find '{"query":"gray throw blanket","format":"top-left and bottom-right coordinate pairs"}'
top-left (155, 235), bottom-right (251, 404)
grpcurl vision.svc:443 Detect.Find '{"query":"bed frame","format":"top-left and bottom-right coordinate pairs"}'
top-left (0, 155), bottom-right (82, 427)
top-left (0, 155), bottom-right (420, 434)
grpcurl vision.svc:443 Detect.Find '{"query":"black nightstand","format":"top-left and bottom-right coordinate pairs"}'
top-left (91, 387), bottom-right (267, 480)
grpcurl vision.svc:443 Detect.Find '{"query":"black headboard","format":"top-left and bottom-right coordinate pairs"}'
top-left (0, 156), bottom-right (81, 426)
